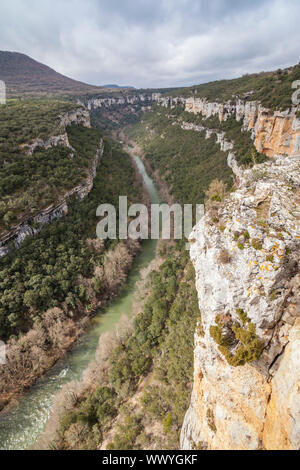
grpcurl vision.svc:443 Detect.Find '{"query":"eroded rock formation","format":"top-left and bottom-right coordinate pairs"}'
top-left (184, 97), bottom-right (300, 159)
top-left (0, 139), bottom-right (104, 257)
top-left (20, 107), bottom-right (91, 155)
top-left (181, 155), bottom-right (300, 450)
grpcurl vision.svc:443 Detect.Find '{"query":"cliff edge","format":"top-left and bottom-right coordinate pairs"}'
top-left (181, 154), bottom-right (300, 450)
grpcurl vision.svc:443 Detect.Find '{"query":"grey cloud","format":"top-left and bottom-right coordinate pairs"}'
top-left (0, 0), bottom-right (299, 88)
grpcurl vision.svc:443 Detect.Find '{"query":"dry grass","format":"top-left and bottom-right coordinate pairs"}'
top-left (217, 249), bottom-right (232, 264)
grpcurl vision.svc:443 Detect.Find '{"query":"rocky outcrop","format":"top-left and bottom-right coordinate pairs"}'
top-left (180, 121), bottom-right (242, 181)
top-left (20, 133), bottom-right (72, 155)
top-left (184, 97), bottom-right (300, 159)
top-left (59, 107), bottom-right (91, 128)
top-left (20, 107), bottom-right (90, 155)
top-left (81, 91), bottom-right (300, 161)
top-left (181, 155), bottom-right (300, 450)
top-left (0, 139), bottom-right (104, 257)
top-left (82, 93), bottom-right (158, 111)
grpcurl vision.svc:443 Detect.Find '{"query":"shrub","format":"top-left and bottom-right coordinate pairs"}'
top-left (243, 231), bottom-right (250, 240)
top-left (106, 415), bottom-right (143, 450)
top-left (163, 414), bottom-right (173, 434)
top-left (205, 179), bottom-right (227, 203)
top-left (236, 309), bottom-right (250, 325)
top-left (210, 313), bottom-right (264, 367)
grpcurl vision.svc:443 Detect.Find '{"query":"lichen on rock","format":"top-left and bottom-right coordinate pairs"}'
top-left (181, 154), bottom-right (300, 450)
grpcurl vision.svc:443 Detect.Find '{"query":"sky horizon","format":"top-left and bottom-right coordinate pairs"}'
top-left (0, 0), bottom-right (299, 89)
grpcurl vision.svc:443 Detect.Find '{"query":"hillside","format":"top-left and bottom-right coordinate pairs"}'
top-left (0, 100), bottom-right (94, 239)
top-left (0, 57), bottom-right (299, 450)
top-left (0, 51), bottom-right (105, 97)
top-left (53, 67), bottom-right (298, 450)
top-left (169, 63), bottom-right (300, 111)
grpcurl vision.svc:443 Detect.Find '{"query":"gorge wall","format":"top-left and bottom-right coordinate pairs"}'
top-left (183, 96), bottom-right (300, 159)
top-left (0, 108), bottom-right (102, 257)
top-left (180, 153), bottom-right (300, 450)
top-left (85, 91), bottom-right (300, 160)
top-left (139, 92), bottom-right (299, 449)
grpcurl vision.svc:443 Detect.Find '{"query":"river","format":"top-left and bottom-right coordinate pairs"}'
top-left (0, 151), bottom-right (161, 450)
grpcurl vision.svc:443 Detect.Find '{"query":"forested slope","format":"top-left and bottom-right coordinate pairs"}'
top-left (0, 131), bottom-right (144, 410)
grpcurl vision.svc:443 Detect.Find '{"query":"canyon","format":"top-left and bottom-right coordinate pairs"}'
top-left (105, 91), bottom-right (299, 449)
top-left (181, 154), bottom-right (300, 450)
top-left (84, 91), bottom-right (300, 160)
top-left (0, 107), bottom-right (103, 258)
top-left (1, 69), bottom-right (299, 450)
top-left (80, 91), bottom-right (300, 449)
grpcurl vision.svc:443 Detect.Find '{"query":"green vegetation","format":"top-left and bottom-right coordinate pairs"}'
top-left (181, 112), bottom-right (266, 166)
top-left (58, 244), bottom-right (200, 450)
top-left (0, 124), bottom-right (100, 232)
top-left (0, 100), bottom-right (80, 165)
top-left (169, 64), bottom-right (300, 111)
top-left (251, 238), bottom-right (263, 250)
top-left (0, 137), bottom-right (142, 341)
top-left (210, 312), bottom-right (264, 367)
top-left (126, 109), bottom-right (234, 205)
top-left (109, 246), bottom-right (193, 392)
top-left (243, 231), bottom-right (250, 241)
top-left (106, 415), bottom-right (143, 451)
top-left (0, 100), bottom-right (97, 233)
top-left (60, 386), bottom-right (119, 436)
top-left (207, 116), bottom-right (266, 166)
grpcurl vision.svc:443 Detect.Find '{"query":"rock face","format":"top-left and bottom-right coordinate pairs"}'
top-left (20, 133), bottom-right (72, 155)
top-left (0, 139), bottom-right (104, 257)
top-left (180, 121), bottom-right (242, 181)
top-left (81, 93), bottom-right (159, 110)
top-left (20, 107), bottom-right (91, 155)
top-left (184, 97), bottom-right (300, 159)
top-left (59, 107), bottom-right (91, 128)
top-left (181, 155), bottom-right (300, 450)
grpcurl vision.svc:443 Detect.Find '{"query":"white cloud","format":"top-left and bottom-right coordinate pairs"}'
top-left (0, 0), bottom-right (299, 87)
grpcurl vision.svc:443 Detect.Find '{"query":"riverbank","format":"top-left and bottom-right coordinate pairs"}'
top-left (0, 151), bottom-right (160, 450)
top-left (0, 239), bottom-right (141, 415)
top-left (45, 238), bottom-right (198, 451)
top-left (0, 141), bottom-right (148, 415)
top-left (119, 130), bottom-right (174, 206)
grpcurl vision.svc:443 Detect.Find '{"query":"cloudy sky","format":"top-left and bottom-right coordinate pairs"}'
top-left (0, 0), bottom-right (299, 88)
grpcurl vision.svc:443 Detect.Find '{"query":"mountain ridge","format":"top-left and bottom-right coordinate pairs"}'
top-left (0, 51), bottom-right (106, 97)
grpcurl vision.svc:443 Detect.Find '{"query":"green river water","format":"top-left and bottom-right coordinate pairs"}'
top-left (0, 152), bottom-right (161, 450)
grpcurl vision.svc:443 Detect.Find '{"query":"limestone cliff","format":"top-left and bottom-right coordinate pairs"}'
top-left (81, 93), bottom-right (158, 111)
top-left (181, 155), bottom-right (300, 450)
top-left (184, 97), bottom-right (300, 159)
top-left (0, 138), bottom-right (104, 257)
top-left (20, 107), bottom-right (91, 155)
